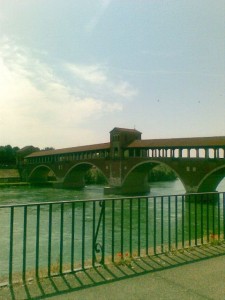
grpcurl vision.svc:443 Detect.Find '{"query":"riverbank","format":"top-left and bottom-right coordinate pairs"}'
top-left (0, 182), bottom-right (30, 188)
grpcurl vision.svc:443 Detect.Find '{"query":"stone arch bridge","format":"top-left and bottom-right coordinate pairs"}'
top-left (20, 127), bottom-right (225, 195)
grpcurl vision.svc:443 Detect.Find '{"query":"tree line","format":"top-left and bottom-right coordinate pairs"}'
top-left (0, 145), bottom-right (19, 166)
top-left (0, 145), bottom-right (54, 167)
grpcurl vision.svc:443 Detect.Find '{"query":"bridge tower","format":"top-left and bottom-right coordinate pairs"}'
top-left (105, 127), bottom-right (147, 194)
top-left (110, 127), bottom-right (142, 159)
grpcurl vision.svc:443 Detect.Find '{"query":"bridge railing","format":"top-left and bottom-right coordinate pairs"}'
top-left (0, 192), bottom-right (225, 284)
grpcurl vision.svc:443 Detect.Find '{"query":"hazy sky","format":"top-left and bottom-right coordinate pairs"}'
top-left (0, 0), bottom-right (224, 148)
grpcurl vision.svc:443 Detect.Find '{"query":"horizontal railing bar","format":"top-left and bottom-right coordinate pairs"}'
top-left (0, 191), bottom-right (223, 209)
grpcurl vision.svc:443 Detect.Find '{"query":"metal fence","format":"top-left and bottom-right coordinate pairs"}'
top-left (0, 192), bottom-right (224, 284)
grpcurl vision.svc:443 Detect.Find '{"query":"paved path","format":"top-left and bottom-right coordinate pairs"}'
top-left (56, 254), bottom-right (225, 300)
top-left (1, 244), bottom-right (225, 299)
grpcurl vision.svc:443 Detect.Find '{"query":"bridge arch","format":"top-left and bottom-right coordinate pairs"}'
top-left (28, 165), bottom-right (56, 184)
top-left (63, 162), bottom-right (108, 189)
top-left (122, 160), bottom-right (186, 194)
top-left (197, 164), bottom-right (225, 193)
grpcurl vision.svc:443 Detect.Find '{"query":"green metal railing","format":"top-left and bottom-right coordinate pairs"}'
top-left (0, 192), bottom-right (224, 284)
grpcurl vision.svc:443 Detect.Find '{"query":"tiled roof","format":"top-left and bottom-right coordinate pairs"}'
top-left (128, 136), bottom-right (225, 148)
top-left (26, 142), bottom-right (110, 158)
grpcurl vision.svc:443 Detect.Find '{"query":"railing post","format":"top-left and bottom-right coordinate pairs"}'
top-left (223, 193), bottom-right (225, 240)
top-left (175, 195), bottom-right (178, 249)
top-left (48, 204), bottom-right (52, 277)
top-left (153, 197), bottom-right (157, 254)
top-left (145, 197), bottom-right (149, 255)
top-left (59, 203), bottom-right (64, 274)
top-left (194, 194), bottom-right (197, 246)
top-left (22, 206), bottom-right (27, 282)
top-left (181, 195), bottom-right (185, 248)
top-left (9, 207), bottom-right (14, 285)
top-left (161, 196), bottom-right (164, 253)
top-left (217, 196), bottom-right (220, 240)
top-left (36, 204), bottom-right (40, 279)
top-left (129, 199), bottom-right (133, 257)
top-left (121, 199), bottom-right (124, 257)
top-left (71, 202), bottom-right (75, 272)
top-left (168, 196), bottom-right (171, 251)
top-left (92, 201), bottom-right (96, 267)
top-left (102, 201), bottom-right (105, 264)
top-left (112, 200), bottom-right (115, 262)
top-left (82, 202), bottom-right (86, 269)
top-left (138, 198), bottom-right (141, 256)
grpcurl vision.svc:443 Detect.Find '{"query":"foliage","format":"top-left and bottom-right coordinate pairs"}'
top-left (148, 164), bottom-right (177, 182)
top-left (85, 167), bottom-right (107, 184)
top-left (0, 145), bottom-right (19, 166)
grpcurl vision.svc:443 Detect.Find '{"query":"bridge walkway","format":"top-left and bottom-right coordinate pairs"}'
top-left (1, 243), bottom-right (225, 299)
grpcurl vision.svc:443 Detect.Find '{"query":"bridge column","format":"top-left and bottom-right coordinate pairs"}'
top-left (104, 160), bottom-right (150, 195)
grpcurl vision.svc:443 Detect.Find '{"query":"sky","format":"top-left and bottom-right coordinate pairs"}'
top-left (0, 0), bottom-right (224, 149)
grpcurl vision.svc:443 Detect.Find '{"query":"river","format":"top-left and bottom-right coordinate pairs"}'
top-left (0, 178), bottom-right (225, 205)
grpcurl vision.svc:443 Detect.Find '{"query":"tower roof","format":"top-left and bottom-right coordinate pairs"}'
top-left (110, 127), bottom-right (142, 134)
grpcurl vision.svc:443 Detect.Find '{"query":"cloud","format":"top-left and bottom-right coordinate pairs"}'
top-left (66, 64), bottom-right (107, 85)
top-left (66, 63), bottom-right (138, 99)
top-left (0, 38), bottom-right (128, 147)
top-left (85, 0), bottom-right (112, 33)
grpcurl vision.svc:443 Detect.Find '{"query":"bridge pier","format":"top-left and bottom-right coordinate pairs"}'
top-left (104, 168), bottom-right (150, 195)
top-left (52, 180), bottom-right (85, 189)
top-left (185, 191), bottom-right (220, 203)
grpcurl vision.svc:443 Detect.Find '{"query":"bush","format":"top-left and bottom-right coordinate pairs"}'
top-left (148, 165), bottom-right (177, 182)
top-left (85, 167), bottom-right (107, 184)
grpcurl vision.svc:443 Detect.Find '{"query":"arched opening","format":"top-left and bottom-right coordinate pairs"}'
top-left (217, 177), bottom-right (225, 192)
top-left (166, 149), bottom-right (171, 158)
top-left (63, 163), bottom-right (108, 189)
top-left (114, 147), bottom-right (118, 158)
top-left (174, 149), bottom-right (179, 158)
top-left (190, 148), bottom-right (197, 158)
top-left (198, 166), bottom-right (225, 193)
top-left (198, 148), bottom-right (206, 158)
top-left (218, 148), bottom-right (224, 159)
top-left (182, 149), bottom-right (188, 158)
top-left (122, 161), bottom-right (185, 195)
top-left (29, 165), bottom-right (57, 185)
top-left (208, 148), bottom-right (215, 159)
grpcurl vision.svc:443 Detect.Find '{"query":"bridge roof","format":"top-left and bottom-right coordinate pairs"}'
top-left (26, 142), bottom-right (110, 157)
top-left (128, 136), bottom-right (225, 148)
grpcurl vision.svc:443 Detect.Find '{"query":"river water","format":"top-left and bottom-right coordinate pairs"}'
top-left (0, 179), bottom-right (225, 279)
top-left (0, 178), bottom-right (224, 205)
